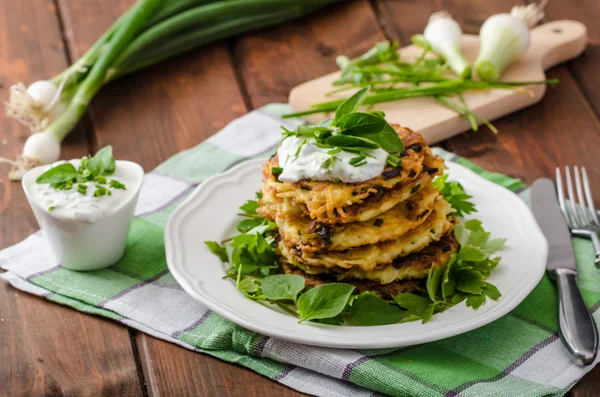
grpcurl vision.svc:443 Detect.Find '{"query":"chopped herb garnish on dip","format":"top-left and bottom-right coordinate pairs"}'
top-left (32, 146), bottom-right (132, 219)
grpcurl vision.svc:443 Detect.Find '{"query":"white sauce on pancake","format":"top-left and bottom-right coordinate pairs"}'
top-left (277, 136), bottom-right (388, 183)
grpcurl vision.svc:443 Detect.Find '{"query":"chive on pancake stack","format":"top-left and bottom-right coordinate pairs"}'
top-left (258, 125), bottom-right (458, 298)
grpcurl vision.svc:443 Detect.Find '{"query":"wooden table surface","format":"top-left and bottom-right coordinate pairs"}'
top-left (1, 0), bottom-right (599, 396)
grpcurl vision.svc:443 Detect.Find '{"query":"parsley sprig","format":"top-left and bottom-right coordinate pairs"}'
top-left (35, 146), bottom-right (127, 209)
top-left (205, 183), bottom-right (505, 326)
top-left (281, 86), bottom-right (404, 171)
top-left (433, 174), bottom-right (476, 217)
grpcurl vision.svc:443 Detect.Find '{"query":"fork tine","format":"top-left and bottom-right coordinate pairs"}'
top-left (565, 166), bottom-right (584, 228)
top-left (574, 166), bottom-right (591, 227)
top-left (556, 167), bottom-right (574, 228)
top-left (582, 167), bottom-right (600, 227)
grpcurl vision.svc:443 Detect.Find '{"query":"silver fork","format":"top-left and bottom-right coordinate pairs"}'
top-left (556, 166), bottom-right (600, 267)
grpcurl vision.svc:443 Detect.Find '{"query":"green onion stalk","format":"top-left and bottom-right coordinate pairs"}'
top-left (284, 31), bottom-right (558, 131)
top-left (2, 0), bottom-right (345, 180)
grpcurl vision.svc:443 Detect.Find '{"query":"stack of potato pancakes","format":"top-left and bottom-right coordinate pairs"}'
top-left (258, 126), bottom-right (458, 298)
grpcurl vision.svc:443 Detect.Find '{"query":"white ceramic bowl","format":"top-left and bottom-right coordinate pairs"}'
top-left (22, 160), bottom-right (144, 271)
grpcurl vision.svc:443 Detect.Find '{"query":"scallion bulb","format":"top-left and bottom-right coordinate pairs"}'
top-left (4, 80), bottom-right (66, 133)
top-left (475, 1), bottom-right (547, 81)
top-left (423, 11), bottom-right (471, 79)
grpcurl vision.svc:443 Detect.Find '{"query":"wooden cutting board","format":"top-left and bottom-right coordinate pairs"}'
top-left (289, 20), bottom-right (587, 144)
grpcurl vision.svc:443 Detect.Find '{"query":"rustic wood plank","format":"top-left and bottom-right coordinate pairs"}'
top-left (55, 1), bottom-right (302, 396)
top-left (231, 0), bottom-right (386, 107)
top-left (0, 2), bottom-right (141, 396)
top-left (539, 0), bottom-right (600, 119)
top-left (137, 335), bottom-right (305, 397)
top-left (0, 281), bottom-right (142, 396)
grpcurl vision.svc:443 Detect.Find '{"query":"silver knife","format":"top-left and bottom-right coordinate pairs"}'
top-left (531, 178), bottom-right (598, 365)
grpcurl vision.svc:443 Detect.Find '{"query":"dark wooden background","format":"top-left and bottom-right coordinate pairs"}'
top-left (1, 0), bottom-right (599, 396)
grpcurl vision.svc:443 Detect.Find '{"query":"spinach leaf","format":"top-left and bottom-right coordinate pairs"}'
top-left (343, 122), bottom-right (403, 153)
top-left (262, 274), bottom-right (305, 302)
top-left (393, 293), bottom-right (432, 317)
top-left (36, 163), bottom-right (78, 184)
top-left (86, 146), bottom-right (116, 176)
top-left (324, 135), bottom-right (380, 149)
top-left (337, 112), bottom-right (386, 136)
top-left (334, 86), bottom-right (370, 122)
top-left (349, 293), bottom-right (404, 325)
top-left (297, 283), bottom-right (355, 322)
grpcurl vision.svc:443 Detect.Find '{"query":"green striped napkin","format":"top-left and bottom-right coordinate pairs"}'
top-left (2, 104), bottom-right (599, 397)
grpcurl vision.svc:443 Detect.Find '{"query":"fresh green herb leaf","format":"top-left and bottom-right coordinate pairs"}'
top-left (466, 294), bottom-right (486, 309)
top-left (36, 163), bottom-right (78, 185)
top-left (297, 283), bottom-right (355, 322)
top-left (336, 112), bottom-right (386, 136)
top-left (324, 134), bottom-right (380, 149)
top-left (261, 274), bottom-right (305, 302)
top-left (349, 154), bottom-right (367, 167)
top-left (434, 174), bottom-right (477, 217)
top-left (349, 293), bottom-right (404, 325)
top-left (321, 155), bottom-right (338, 170)
top-left (96, 175), bottom-right (107, 184)
top-left (386, 154), bottom-right (401, 167)
top-left (236, 218), bottom-right (263, 233)
top-left (426, 266), bottom-right (445, 302)
top-left (334, 86), bottom-right (370, 122)
top-left (48, 206), bottom-right (55, 212)
top-left (77, 183), bottom-right (87, 195)
top-left (393, 293), bottom-right (433, 317)
top-left (238, 277), bottom-right (262, 296)
top-left (271, 167), bottom-right (283, 175)
top-left (109, 180), bottom-right (126, 190)
top-left (240, 199), bottom-right (259, 215)
top-left (205, 241), bottom-right (228, 263)
top-left (94, 184), bottom-right (111, 197)
top-left (86, 146), bottom-right (116, 176)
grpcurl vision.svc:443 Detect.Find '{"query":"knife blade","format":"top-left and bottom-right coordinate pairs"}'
top-left (531, 178), bottom-right (577, 272)
top-left (531, 178), bottom-right (598, 365)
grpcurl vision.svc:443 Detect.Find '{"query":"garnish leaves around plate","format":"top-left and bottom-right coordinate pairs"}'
top-left (262, 274), bottom-right (305, 302)
top-left (297, 284), bottom-right (355, 322)
top-left (349, 293), bottom-right (405, 326)
top-left (434, 174), bottom-right (476, 217)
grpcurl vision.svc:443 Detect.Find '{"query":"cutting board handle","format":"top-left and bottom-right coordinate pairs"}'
top-left (529, 20), bottom-right (587, 71)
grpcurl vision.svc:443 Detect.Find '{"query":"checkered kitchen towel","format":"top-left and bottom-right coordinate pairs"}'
top-left (2, 104), bottom-right (600, 397)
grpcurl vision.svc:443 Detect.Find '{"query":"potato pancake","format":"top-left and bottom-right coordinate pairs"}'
top-left (259, 172), bottom-right (433, 224)
top-left (279, 199), bottom-right (455, 271)
top-left (259, 126), bottom-right (445, 222)
top-left (281, 233), bottom-right (458, 284)
top-left (276, 184), bottom-right (440, 251)
top-left (281, 260), bottom-right (422, 299)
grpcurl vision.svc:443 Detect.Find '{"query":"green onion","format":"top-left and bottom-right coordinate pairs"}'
top-left (3, 0), bottom-right (344, 180)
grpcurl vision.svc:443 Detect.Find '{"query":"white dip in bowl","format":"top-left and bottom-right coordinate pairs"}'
top-left (22, 159), bottom-right (144, 271)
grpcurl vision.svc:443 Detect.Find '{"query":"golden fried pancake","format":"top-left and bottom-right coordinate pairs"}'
top-left (279, 200), bottom-right (455, 271)
top-left (281, 260), bottom-right (422, 299)
top-left (276, 184), bottom-right (440, 251)
top-left (282, 233), bottom-right (458, 284)
top-left (258, 172), bottom-right (433, 224)
top-left (258, 126), bottom-right (444, 223)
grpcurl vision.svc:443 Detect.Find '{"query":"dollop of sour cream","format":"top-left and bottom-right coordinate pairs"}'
top-left (276, 136), bottom-right (388, 183)
top-left (28, 160), bottom-right (139, 223)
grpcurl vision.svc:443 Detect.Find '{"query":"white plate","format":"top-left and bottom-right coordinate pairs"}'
top-left (165, 159), bottom-right (548, 349)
